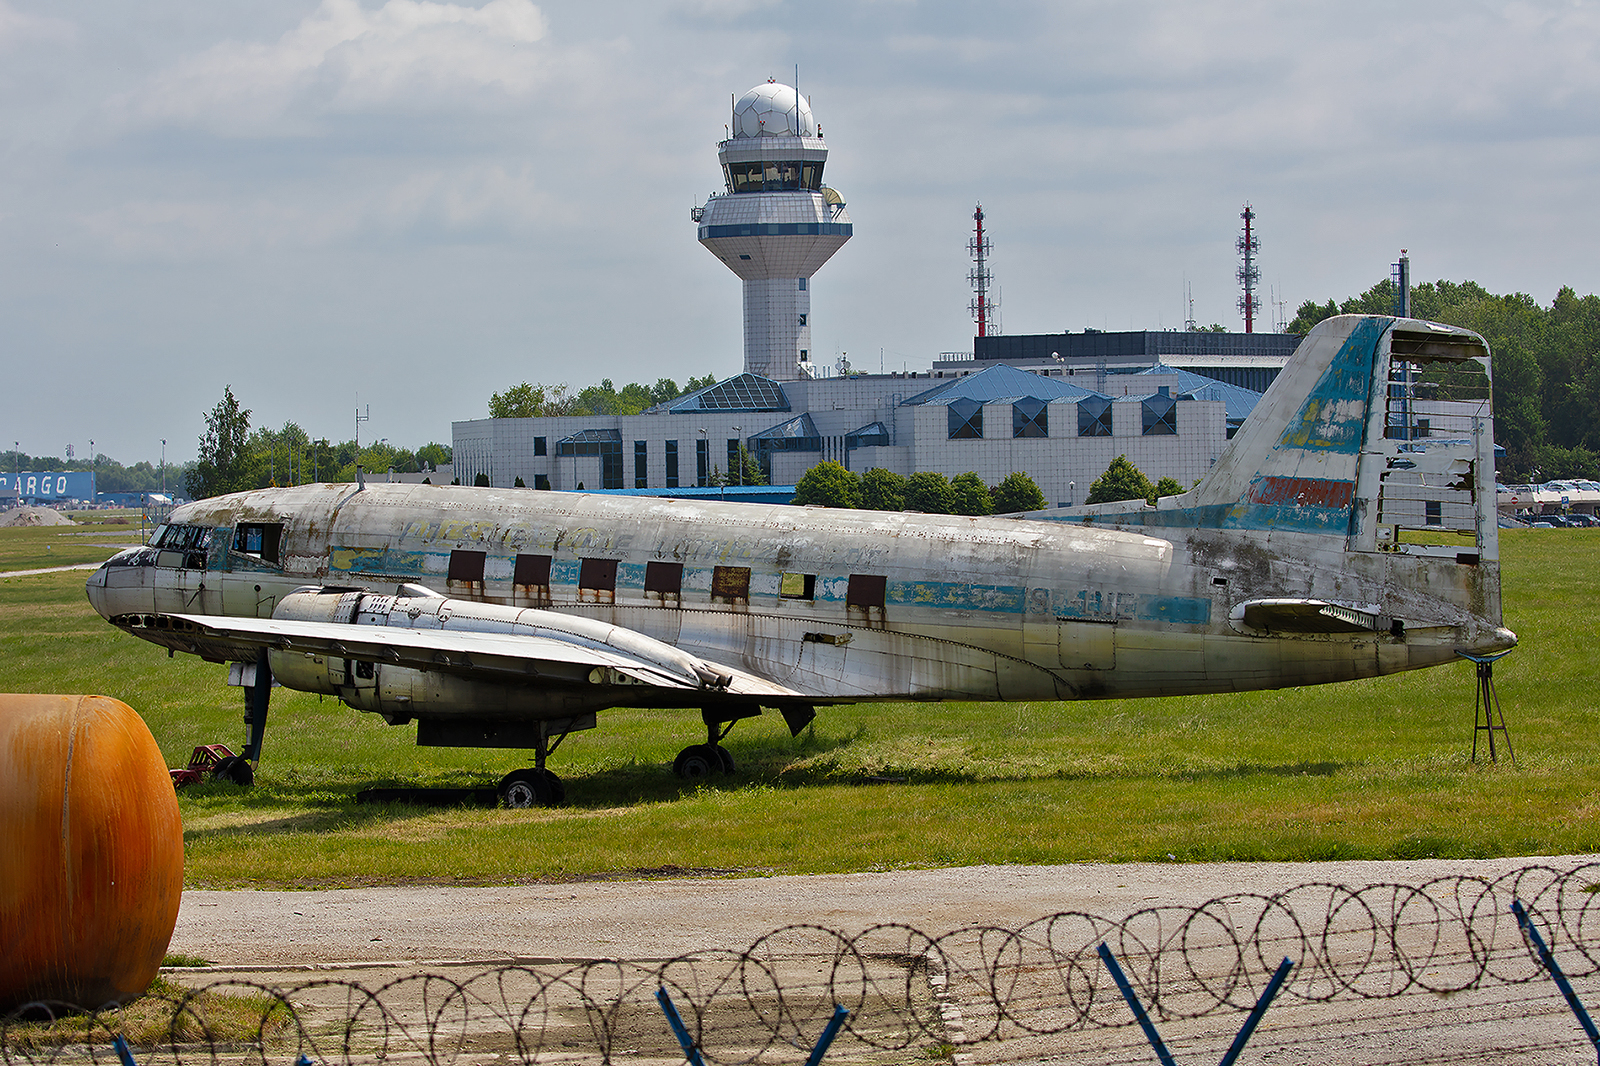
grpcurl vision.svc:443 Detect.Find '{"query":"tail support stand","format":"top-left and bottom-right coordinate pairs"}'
top-left (1459, 650), bottom-right (1514, 764)
top-left (1097, 942), bottom-right (1293, 1066)
top-left (657, 987), bottom-right (848, 1066)
top-left (1512, 899), bottom-right (1600, 1064)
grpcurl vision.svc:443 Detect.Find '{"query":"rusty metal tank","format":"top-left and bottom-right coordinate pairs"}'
top-left (0, 694), bottom-right (184, 1012)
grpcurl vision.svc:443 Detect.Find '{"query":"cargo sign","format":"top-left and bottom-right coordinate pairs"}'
top-left (0, 471), bottom-right (96, 502)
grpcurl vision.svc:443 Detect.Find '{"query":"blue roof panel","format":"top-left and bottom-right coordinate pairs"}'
top-left (901, 364), bottom-right (1106, 407)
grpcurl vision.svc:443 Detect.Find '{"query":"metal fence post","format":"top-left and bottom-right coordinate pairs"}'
top-left (1512, 899), bottom-right (1600, 1063)
top-left (1099, 943), bottom-right (1293, 1066)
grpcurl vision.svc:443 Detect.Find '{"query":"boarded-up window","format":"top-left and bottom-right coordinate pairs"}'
top-left (711, 565), bottom-right (751, 602)
top-left (579, 558), bottom-right (619, 591)
top-left (448, 550), bottom-right (486, 583)
top-left (847, 574), bottom-right (887, 609)
top-left (513, 553), bottom-right (551, 586)
top-left (645, 561), bottom-right (684, 594)
top-left (780, 572), bottom-right (816, 600)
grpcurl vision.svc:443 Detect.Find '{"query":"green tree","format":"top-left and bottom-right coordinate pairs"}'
top-left (950, 471), bottom-right (993, 516)
top-left (860, 468), bottom-right (905, 511)
top-left (1152, 476), bottom-right (1185, 503)
top-left (992, 471), bottom-right (1047, 513)
top-left (474, 472), bottom-right (491, 487)
top-left (904, 471), bottom-right (955, 514)
top-left (489, 382), bottom-right (543, 418)
top-left (1086, 455), bottom-right (1154, 505)
top-left (792, 460), bottom-right (861, 508)
top-left (489, 382), bottom-right (576, 418)
top-left (416, 442), bottom-right (452, 469)
top-left (186, 386), bottom-right (253, 499)
top-left (730, 445), bottom-right (766, 486)
top-left (1287, 299), bottom-right (1338, 334)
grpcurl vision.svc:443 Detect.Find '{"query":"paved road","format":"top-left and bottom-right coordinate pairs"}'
top-left (0, 562), bottom-right (102, 577)
top-left (174, 854), bottom-right (1599, 967)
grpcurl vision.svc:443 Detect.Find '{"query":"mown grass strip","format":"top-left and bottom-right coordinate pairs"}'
top-left (0, 529), bottom-right (1594, 885)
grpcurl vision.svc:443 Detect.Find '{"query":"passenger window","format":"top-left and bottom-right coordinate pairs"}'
top-left (711, 565), bottom-right (751, 603)
top-left (780, 572), bottom-right (816, 600)
top-left (513, 553), bottom-right (552, 586)
top-left (847, 574), bottom-right (887, 610)
top-left (644, 561), bottom-right (684, 594)
top-left (447, 550), bottom-right (486, 583)
top-left (579, 558), bottom-right (619, 591)
top-left (234, 523), bottom-right (283, 564)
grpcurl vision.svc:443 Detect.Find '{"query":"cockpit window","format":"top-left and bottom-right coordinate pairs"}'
top-left (235, 522), bottom-right (283, 564)
top-left (153, 524), bottom-right (213, 551)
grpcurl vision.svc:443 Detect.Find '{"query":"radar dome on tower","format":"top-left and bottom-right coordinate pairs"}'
top-left (732, 81), bottom-right (816, 138)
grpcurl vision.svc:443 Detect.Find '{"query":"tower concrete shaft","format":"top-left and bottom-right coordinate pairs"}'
top-left (694, 81), bottom-right (852, 381)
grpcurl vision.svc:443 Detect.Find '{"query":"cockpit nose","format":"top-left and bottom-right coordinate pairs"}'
top-left (84, 545), bottom-right (158, 621)
top-left (85, 561), bottom-right (108, 616)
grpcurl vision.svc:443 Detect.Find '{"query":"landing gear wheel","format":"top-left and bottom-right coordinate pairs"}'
top-left (714, 744), bottom-right (736, 774)
top-left (213, 756), bottom-right (254, 787)
top-left (498, 768), bottom-right (565, 808)
top-left (673, 744), bottom-right (722, 780)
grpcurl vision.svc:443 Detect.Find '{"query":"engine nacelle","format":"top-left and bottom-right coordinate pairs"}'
top-left (263, 586), bottom-right (717, 726)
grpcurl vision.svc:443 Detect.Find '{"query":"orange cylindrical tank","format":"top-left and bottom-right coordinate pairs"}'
top-left (0, 694), bottom-right (184, 1012)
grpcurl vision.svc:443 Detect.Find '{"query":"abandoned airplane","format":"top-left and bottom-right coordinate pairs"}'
top-left (86, 315), bottom-right (1515, 806)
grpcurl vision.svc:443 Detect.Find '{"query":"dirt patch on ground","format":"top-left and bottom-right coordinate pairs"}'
top-left (0, 506), bottom-right (75, 527)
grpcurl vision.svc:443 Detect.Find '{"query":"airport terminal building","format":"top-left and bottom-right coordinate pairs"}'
top-left (453, 80), bottom-right (1295, 506)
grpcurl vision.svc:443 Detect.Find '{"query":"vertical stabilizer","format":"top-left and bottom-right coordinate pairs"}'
top-left (1053, 315), bottom-right (1498, 566)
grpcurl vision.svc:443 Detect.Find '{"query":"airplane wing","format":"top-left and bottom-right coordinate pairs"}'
top-left (162, 611), bottom-right (802, 699)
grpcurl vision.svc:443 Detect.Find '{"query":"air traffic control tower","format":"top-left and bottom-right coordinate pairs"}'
top-left (693, 80), bottom-right (851, 381)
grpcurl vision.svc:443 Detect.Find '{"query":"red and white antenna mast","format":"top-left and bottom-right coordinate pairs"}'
top-left (1237, 204), bottom-right (1260, 334)
top-left (969, 203), bottom-right (1000, 336)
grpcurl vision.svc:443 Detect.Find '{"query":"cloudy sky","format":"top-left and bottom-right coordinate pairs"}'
top-left (4, 0), bottom-right (1598, 464)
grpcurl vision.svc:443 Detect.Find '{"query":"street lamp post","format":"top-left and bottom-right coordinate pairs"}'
top-left (160, 439), bottom-right (166, 498)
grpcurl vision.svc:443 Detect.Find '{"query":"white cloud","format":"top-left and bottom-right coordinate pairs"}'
top-left (74, 161), bottom-right (552, 259)
top-left (0, 1), bottom-right (73, 48)
top-left (120, 0), bottom-right (549, 132)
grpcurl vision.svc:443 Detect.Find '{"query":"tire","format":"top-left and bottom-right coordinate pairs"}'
top-left (714, 745), bottom-right (736, 774)
top-left (213, 756), bottom-right (255, 787)
top-left (673, 744), bottom-right (719, 780)
top-left (499, 768), bottom-right (563, 808)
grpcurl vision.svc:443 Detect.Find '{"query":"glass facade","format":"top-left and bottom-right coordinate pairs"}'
top-left (948, 399), bottom-right (983, 440)
top-left (723, 160), bottom-right (824, 193)
top-left (1013, 398), bottom-right (1048, 438)
top-left (1078, 397), bottom-right (1113, 437)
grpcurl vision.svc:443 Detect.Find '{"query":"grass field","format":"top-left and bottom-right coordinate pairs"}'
top-left (1, 528), bottom-right (1596, 887)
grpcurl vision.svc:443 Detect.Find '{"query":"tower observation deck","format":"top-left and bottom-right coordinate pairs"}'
top-left (693, 80), bottom-right (852, 381)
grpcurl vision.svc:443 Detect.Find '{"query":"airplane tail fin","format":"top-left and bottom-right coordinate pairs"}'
top-left (1054, 314), bottom-right (1502, 613)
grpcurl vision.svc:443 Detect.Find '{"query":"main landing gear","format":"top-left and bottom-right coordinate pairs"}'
top-left (672, 707), bottom-right (760, 780)
top-left (498, 720), bottom-right (572, 808)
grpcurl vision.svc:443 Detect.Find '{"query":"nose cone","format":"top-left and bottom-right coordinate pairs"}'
top-left (85, 563), bottom-right (108, 618)
top-left (84, 546), bottom-right (156, 621)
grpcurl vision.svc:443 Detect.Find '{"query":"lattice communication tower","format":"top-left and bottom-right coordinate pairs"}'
top-left (1237, 204), bottom-right (1260, 333)
top-left (969, 204), bottom-right (1000, 336)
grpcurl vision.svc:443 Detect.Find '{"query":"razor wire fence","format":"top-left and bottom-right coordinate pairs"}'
top-left (5, 862), bottom-right (1599, 1066)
